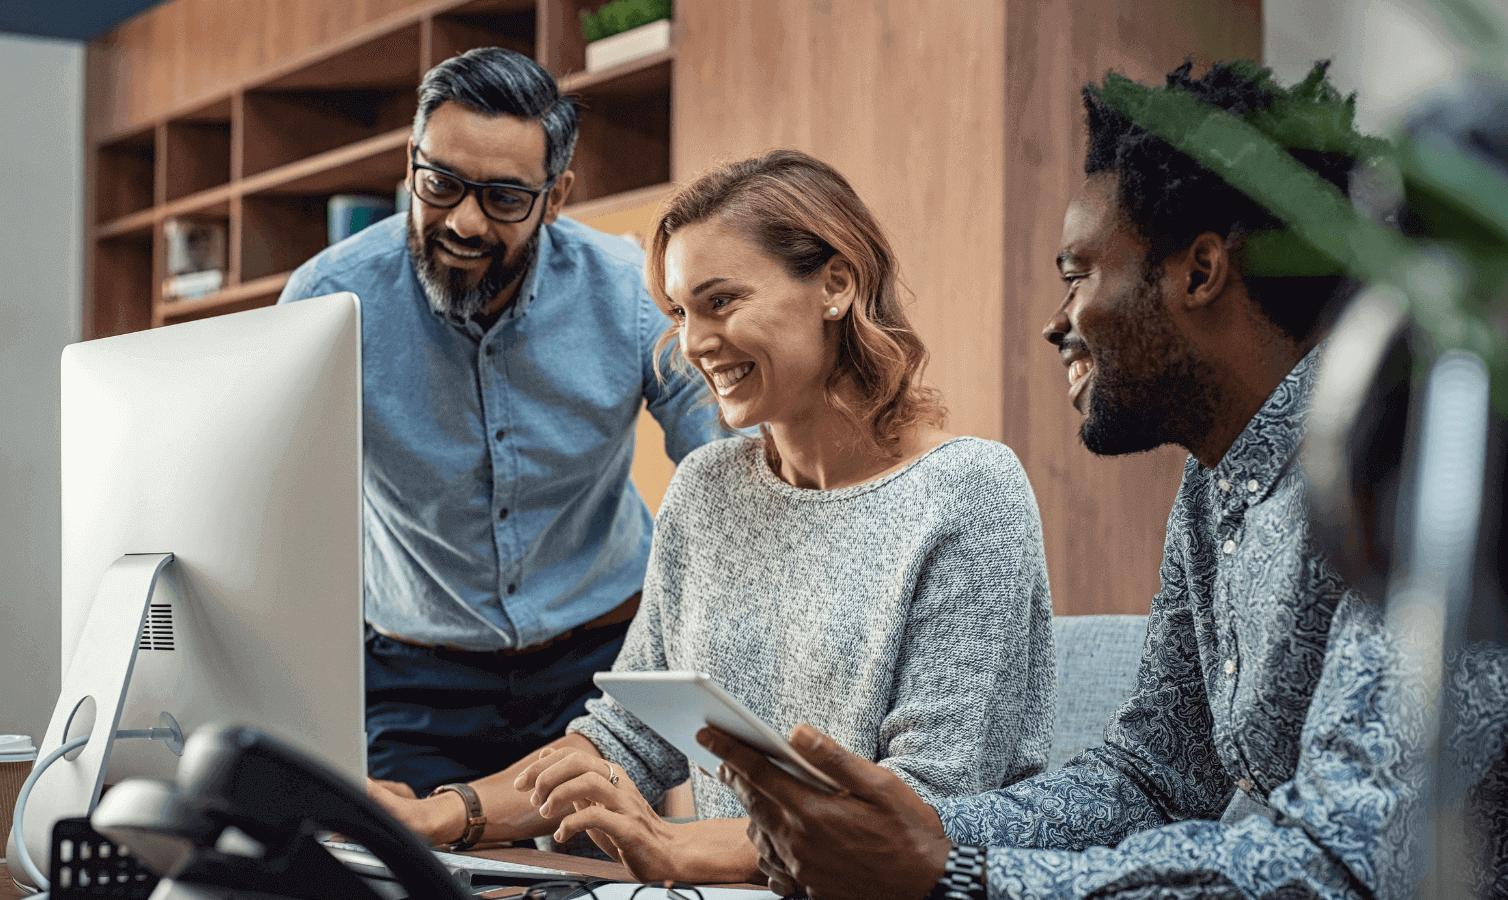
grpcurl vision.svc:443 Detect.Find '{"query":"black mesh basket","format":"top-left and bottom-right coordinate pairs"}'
top-left (48, 816), bottom-right (159, 900)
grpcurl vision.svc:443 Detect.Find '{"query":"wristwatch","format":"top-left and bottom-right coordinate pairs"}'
top-left (926, 843), bottom-right (986, 900)
top-left (429, 782), bottom-right (487, 851)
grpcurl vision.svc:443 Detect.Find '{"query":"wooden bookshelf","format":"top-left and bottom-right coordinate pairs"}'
top-left (85, 0), bottom-right (1262, 619)
top-left (85, 0), bottom-right (675, 339)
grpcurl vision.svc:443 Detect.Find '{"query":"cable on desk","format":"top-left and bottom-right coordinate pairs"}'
top-left (11, 728), bottom-right (179, 891)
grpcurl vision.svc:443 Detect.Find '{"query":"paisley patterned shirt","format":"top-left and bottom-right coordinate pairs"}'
top-left (935, 349), bottom-right (1508, 898)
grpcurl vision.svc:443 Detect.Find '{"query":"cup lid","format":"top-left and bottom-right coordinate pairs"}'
top-left (0, 734), bottom-right (38, 762)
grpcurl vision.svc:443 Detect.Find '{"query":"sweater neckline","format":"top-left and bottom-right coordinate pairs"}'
top-left (745, 435), bottom-right (976, 501)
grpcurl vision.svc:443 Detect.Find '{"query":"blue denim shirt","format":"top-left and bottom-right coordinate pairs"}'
top-left (278, 214), bottom-right (718, 650)
top-left (936, 348), bottom-right (1508, 898)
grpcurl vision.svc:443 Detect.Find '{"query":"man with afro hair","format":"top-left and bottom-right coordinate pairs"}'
top-left (703, 60), bottom-right (1508, 900)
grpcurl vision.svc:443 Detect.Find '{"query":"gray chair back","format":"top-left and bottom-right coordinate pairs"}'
top-left (1049, 614), bottom-right (1147, 770)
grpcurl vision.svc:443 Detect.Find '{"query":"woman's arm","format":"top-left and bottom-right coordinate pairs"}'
top-left (875, 447), bottom-right (1056, 800)
top-left (517, 747), bottom-right (760, 884)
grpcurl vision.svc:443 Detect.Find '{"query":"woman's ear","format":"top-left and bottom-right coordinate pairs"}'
top-left (821, 256), bottom-right (857, 319)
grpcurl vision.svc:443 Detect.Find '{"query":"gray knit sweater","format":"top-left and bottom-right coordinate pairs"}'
top-left (569, 435), bottom-right (1054, 820)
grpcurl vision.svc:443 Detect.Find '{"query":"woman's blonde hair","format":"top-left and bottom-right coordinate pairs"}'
top-left (645, 150), bottom-right (944, 452)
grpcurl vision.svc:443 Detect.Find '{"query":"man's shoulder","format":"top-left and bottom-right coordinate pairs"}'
top-left (284, 215), bottom-right (410, 298)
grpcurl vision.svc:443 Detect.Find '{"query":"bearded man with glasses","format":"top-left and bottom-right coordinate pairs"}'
top-left (278, 47), bottom-right (718, 810)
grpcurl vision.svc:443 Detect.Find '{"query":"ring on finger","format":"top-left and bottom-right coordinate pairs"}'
top-left (605, 761), bottom-right (620, 786)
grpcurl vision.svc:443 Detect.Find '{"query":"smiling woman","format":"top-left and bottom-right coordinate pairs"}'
top-left (524, 151), bottom-right (1058, 883)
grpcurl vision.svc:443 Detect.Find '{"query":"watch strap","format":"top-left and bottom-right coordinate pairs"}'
top-left (927, 843), bottom-right (986, 900)
top-left (429, 782), bottom-right (487, 851)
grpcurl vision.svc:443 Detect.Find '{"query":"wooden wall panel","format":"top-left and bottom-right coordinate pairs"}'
top-left (1002, 0), bottom-right (1261, 615)
top-left (677, 0), bottom-right (1260, 617)
top-left (674, 0), bottom-right (1009, 444)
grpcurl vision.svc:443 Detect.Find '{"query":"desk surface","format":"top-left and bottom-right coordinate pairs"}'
top-left (3, 846), bottom-right (765, 897)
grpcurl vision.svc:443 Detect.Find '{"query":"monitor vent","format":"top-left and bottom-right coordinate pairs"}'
top-left (138, 603), bottom-right (175, 651)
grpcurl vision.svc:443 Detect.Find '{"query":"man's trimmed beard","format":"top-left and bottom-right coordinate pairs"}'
top-left (1079, 270), bottom-right (1220, 457)
top-left (406, 214), bottom-right (541, 324)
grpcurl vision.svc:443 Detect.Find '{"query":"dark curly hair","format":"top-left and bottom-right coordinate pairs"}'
top-left (1083, 60), bottom-right (1377, 342)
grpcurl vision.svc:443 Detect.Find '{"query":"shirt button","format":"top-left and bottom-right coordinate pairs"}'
top-left (495, 429), bottom-right (507, 441)
top-left (1222, 539), bottom-right (1236, 555)
top-left (1238, 777), bottom-right (1253, 792)
top-left (1247, 479), bottom-right (1259, 493)
top-left (507, 584), bottom-right (517, 595)
top-left (1224, 659), bottom-right (1237, 675)
top-left (484, 346), bottom-right (494, 357)
top-left (498, 508), bottom-right (509, 520)
top-left (1217, 479), bottom-right (1231, 491)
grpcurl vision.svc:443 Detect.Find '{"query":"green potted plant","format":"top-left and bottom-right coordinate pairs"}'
top-left (581, 0), bottom-right (672, 73)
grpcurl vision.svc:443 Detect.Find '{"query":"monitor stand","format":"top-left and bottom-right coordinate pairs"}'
top-left (8, 552), bottom-right (178, 890)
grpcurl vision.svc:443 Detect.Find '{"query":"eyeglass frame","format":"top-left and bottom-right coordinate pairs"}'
top-left (629, 882), bottom-right (706, 900)
top-left (518, 877), bottom-right (605, 899)
top-left (408, 146), bottom-right (558, 224)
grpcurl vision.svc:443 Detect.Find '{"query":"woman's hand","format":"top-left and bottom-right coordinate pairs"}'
top-left (366, 777), bottom-right (466, 846)
top-left (515, 748), bottom-right (758, 884)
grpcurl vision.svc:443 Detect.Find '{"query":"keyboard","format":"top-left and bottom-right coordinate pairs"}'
top-left (322, 839), bottom-right (581, 885)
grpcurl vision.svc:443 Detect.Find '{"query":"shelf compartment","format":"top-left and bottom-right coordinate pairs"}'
top-left (164, 98), bottom-right (232, 202)
top-left (243, 127), bottom-right (409, 199)
top-left (95, 126), bottom-right (156, 224)
top-left (92, 232), bottom-right (154, 337)
top-left (242, 23), bottom-right (422, 179)
top-left (566, 56), bottom-right (671, 205)
top-left (159, 272), bottom-right (288, 325)
top-left (542, 0), bottom-right (613, 77)
top-left (239, 193), bottom-right (332, 283)
top-left (430, 0), bottom-right (535, 67)
top-left (260, 23), bottom-right (423, 93)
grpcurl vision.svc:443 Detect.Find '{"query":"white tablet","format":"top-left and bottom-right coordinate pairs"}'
top-left (593, 671), bottom-right (841, 792)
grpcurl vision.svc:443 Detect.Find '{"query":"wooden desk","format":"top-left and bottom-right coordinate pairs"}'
top-left (3, 846), bottom-right (765, 897)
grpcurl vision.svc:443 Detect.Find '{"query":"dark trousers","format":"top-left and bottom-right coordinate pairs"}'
top-left (365, 621), bottom-right (631, 796)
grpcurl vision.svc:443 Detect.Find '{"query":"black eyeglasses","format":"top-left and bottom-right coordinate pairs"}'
top-left (518, 879), bottom-right (603, 899)
top-left (630, 883), bottom-right (705, 900)
top-left (410, 148), bottom-right (555, 224)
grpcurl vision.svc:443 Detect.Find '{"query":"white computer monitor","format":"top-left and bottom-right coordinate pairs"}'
top-left (9, 293), bottom-right (366, 886)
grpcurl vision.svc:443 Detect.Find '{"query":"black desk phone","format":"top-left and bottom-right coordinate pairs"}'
top-left (90, 723), bottom-right (474, 900)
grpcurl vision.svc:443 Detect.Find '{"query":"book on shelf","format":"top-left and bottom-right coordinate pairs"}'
top-left (162, 217), bottom-right (228, 302)
top-left (328, 194), bottom-right (396, 245)
top-left (163, 269), bottom-right (225, 302)
top-left (164, 217), bottom-right (226, 276)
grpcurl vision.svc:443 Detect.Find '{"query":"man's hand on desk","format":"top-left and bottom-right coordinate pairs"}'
top-left (515, 746), bottom-right (760, 886)
top-left (698, 723), bottom-right (951, 900)
top-left (367, 777), bottom-right (467, 846)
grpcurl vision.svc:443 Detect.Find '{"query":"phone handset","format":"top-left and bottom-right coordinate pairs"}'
top-left (92, 723), bottom-right (472, 900)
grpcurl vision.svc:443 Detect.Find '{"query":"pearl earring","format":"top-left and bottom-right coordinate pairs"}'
top-left (827, 306), bottom-right (840, 318)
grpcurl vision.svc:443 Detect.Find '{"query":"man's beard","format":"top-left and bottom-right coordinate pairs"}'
top-left (406, 215), bottom-right (541, 324)
top-left (1079, 273), bottom-right (1220, 457)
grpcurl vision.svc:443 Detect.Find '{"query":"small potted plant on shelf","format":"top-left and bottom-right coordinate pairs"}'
top-left (581, 0), bottom-right (672, 73)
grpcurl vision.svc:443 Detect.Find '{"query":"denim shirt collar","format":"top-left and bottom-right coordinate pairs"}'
top-left (1211, 344), bottom-right (1322, 509)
